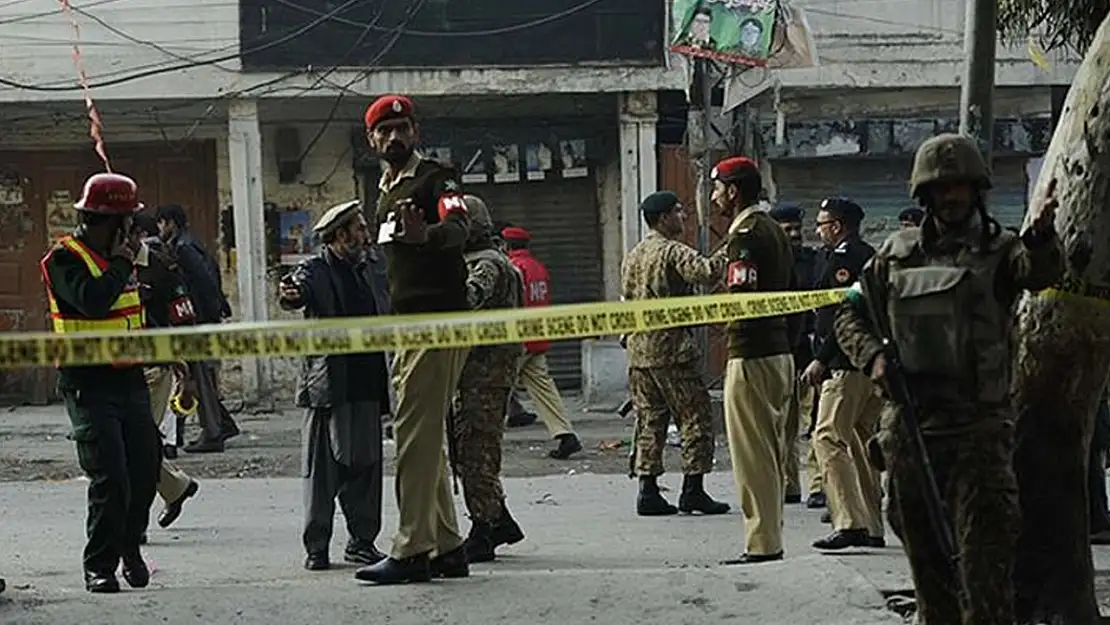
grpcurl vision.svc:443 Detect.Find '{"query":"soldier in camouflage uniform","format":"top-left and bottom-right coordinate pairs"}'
top-left (622, 191), bottom-right (731, 517)
top-left (453, 194), bottom-right (527, 564)
top-left (834, 133), bottom-right (1063, 624)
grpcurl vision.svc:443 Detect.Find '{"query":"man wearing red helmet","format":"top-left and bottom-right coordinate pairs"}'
top-left (710, 156), bottom-right (796, 565)
top-left (40, 172), bottom-right (162, 593)
top-left (355, 94), bottom-right (473, 585)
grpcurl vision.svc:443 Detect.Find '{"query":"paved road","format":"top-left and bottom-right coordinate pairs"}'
top-left (0, 474), bottom-right (911, 625)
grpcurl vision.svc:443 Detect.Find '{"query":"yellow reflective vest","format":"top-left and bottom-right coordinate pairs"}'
top-left (41, 235), bottom-right (145, 334)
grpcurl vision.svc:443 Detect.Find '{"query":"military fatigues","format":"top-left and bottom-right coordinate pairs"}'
top-left (42, 235), bottom-right (161, 579)
top-left (812, 234), bottom-right (884, 542)
top-left (835, 133), bottom-right (1064, 624)
top-left (722, 205), bottom-right (796, 558)
top-left (374, 153), bottom-right (472, 562)
top-left (783, 244), bottom-right (817, 501)
top-left (623, 231), bottom-right (726, 478)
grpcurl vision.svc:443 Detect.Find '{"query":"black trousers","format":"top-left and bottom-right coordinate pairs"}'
top-left (61, 371), bottom-right (161, 573)
top-left (1089, 390), bottom-right (1110, 531)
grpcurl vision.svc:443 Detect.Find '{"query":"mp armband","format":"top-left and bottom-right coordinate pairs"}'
top-left (727, 260), bottom-right (758, 289)
top-left (437, 193), bottom-right (468, 221)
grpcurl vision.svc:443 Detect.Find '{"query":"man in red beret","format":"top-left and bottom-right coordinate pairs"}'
top-left (500, 225), bottom-right (583, 460)
top-left (711, 156), bottom-right (797, 565)
top-left (354, 94), bottom-right (473, 585)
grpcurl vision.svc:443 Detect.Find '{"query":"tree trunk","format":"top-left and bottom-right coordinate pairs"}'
top-left (1011, 14), bottom-right (1110, 625)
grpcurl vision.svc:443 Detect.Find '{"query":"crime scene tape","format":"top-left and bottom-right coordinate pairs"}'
top-left (0, 289), bottom-right (847, 370)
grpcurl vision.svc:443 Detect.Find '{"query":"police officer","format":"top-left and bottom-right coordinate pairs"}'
top-left (41, 173), bottom-right (162, 593)
top-left (355, 94), bottom-right (472, 585)
top-left (835, 133), bottom-right (1063, 623)
top-left (710, 157), bottom-right (795, 565)
top-left (898, 207), bottom-right (924, 228)
top-left (622, 191), bottom-right (730, 517)
top-left (799, 197), bottom-right (883, 550)
top-left (767, 203), bottom-right (818, 506)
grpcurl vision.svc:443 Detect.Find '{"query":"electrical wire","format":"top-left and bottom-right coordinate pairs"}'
top-left (270, 0), bottom-right (608, 37)
top-left (0, 0), bottom-right (366, 91)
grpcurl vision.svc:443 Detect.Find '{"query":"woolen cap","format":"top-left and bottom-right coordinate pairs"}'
top-left (313, 199), bottom-right (362, 236)
top-left (640, 191), bottom-right (681, 216)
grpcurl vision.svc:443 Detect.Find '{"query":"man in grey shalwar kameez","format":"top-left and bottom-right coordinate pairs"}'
top-left (278, 199), bottom-right (392, 571)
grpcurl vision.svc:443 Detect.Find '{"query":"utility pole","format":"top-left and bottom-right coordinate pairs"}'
top-left (958, 0), bottom-right (997, 160)
top-left (692, 58), bottom-right (713, 376)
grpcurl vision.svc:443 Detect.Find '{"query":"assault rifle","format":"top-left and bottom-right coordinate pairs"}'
top-left (858, 272), bottom-right (966, 610)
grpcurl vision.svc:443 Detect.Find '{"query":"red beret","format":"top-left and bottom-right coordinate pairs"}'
top-left (501, 226), bottom-right (531, 241)
top-left (711, 156), bottom-right (759, 182)
top-left (364, 95), bottom-right (415, 130)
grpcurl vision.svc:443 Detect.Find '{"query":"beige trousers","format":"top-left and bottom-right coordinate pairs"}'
top-left (803, 385), bottom-right (823, 495)
top-left (814, 370), bottom-right (884, 537)
top-left (783, 381), bottom-right (814, 497)
top-left (724, 354), bottom-right (794, 556)
top-left (389, 347), bottom-right (470, 559)
top-left (515, 352), bottom-right (575, 438)
top-left (144, 366), bottom-right (193, 504)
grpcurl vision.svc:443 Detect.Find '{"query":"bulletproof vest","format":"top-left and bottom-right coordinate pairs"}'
top-left (880, 227), bottom-right (1012, 406)
top-left (464, 247), bottom-right (524, 310)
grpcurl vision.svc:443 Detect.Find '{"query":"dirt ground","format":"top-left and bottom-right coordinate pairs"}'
top-left (0, 395), bottom-right (737, 483)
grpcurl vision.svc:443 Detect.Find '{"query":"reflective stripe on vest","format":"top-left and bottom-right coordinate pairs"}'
top-left (42, 236), bottom-right (145, 334)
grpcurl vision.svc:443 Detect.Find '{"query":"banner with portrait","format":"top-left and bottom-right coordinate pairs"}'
top-left (670, 0), bottom-right (779, 66)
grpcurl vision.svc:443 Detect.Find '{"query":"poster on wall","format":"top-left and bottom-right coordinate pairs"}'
top-left (425, 146), bottom-right (452, 165)
top-left (670, 0), bottom-right (778, 66)
top-left (460, 145), bottom-right (489, 184)
top-left (558, 139), bottom-right (588, 178)
top-left (47, 189), bottom-right (77, 244)
top-left (524, 142), bottom-right (554, 181)
top-left (492, 144), bottom-right (520, 183)
top-left (279, 210), bottom-right (313, 265)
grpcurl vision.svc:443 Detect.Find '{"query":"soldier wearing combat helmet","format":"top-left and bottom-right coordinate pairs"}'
top-left (833, 133), bottom-right (1064, 623)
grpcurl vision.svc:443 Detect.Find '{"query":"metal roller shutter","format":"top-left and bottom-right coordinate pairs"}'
top-left (771, 157), bottom-right (1029, 247)
top-left (455, 176), bottom-right (604, 390)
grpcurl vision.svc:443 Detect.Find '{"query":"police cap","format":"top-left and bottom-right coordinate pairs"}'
top-left (769, 202), bottom-right (805, 223)
top-left (818, 196), bottom-right (864, 227)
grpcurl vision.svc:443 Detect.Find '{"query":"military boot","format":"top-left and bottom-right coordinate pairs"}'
top-left (464, 521), bottom-right (498, 564)
top-left (491, 502), bottom-right (525, 547)
top-left (637, 476), bottom-right (678, 516)
top-left (678, 474), bottom-right (730, 515)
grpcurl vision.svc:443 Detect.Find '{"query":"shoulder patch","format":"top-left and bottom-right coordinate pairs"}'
top-left (443, 178), bottom-right (460, 192)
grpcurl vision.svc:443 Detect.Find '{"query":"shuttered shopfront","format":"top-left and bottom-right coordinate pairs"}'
top-left (771, 156), bottom-right (1030, 247)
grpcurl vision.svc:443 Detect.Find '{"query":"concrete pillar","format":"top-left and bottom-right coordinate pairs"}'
top-left (227, 99), bottom-right (269, 407)
top-left (618, 91), bottom-right (659, 254)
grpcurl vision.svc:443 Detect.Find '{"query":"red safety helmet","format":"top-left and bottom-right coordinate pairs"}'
top-left (74, 173), bottom-right (144, 214)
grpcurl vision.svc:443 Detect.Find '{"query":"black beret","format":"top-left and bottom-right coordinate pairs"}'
top-left (898, 207), bottom-right (925, 224)
top-left (640, 191), bottom-right (681, 216)
top-left (769, 202), bottom-right (805, 223)
top-left (819, 196), bottom-right (864, 224)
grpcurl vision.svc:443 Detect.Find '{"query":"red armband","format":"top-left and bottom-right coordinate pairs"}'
top-left (727, 260), bottom-right (758, 289)
top-left (437, 193), bottom-right (468, 221)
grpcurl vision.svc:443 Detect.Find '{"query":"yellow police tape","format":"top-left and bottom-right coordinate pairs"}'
top-left (0, 289), bottom-right (848, 370)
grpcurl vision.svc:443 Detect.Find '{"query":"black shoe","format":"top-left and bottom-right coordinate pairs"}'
top-left (785, 493), bottom-right (802, 504)
top-left (162, 444), bottom-right (178, 460)
top-left (344, 541), bottom-right (386, 566)
top-left (867, 536), bottom-right (887, 548)
top-left (158, 480), bottom-right (199, 528)
top-left (84, 569), bottom-right (120, 593)
top-left (813, 529), bottom-right (870, 551)
top-left (354, 554), bottom-right (432, 585)
top-left (720, 551), bottom-right (784, 565)
top-left (121, 554), bottom-right (149, 588)
top-left (549, 433), bottom-right (582, 460)
top-left (637, 476), bottom-right (678, 516)
top-left (430, 546), bottom-right (469, 579)
top-left (463, 523), bottom-right (497, 564)
top-left (678, 475), bottom-right (730, 515)
top-left (491, 504), bottom-right (525, 546)
top-left (806, 492), bottom-right (827, 509)
top-left (220, 420), bottom-right (240, 442)
top-left (305, 552), bottom-right (330, 571)
top-left (508, 411), bottom-right (538, 428)
top-left (184, 438), bottom-right (224, 454)
top-left (821, 511), bottom-right (832, 524)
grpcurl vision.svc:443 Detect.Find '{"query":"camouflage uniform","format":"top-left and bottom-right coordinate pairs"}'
top-left (623, 230), bottom-right (727, 477)
top-left (834, 134), bottom-right (1063, 625)
top-left (452, 195), bottom-right (526, 563)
